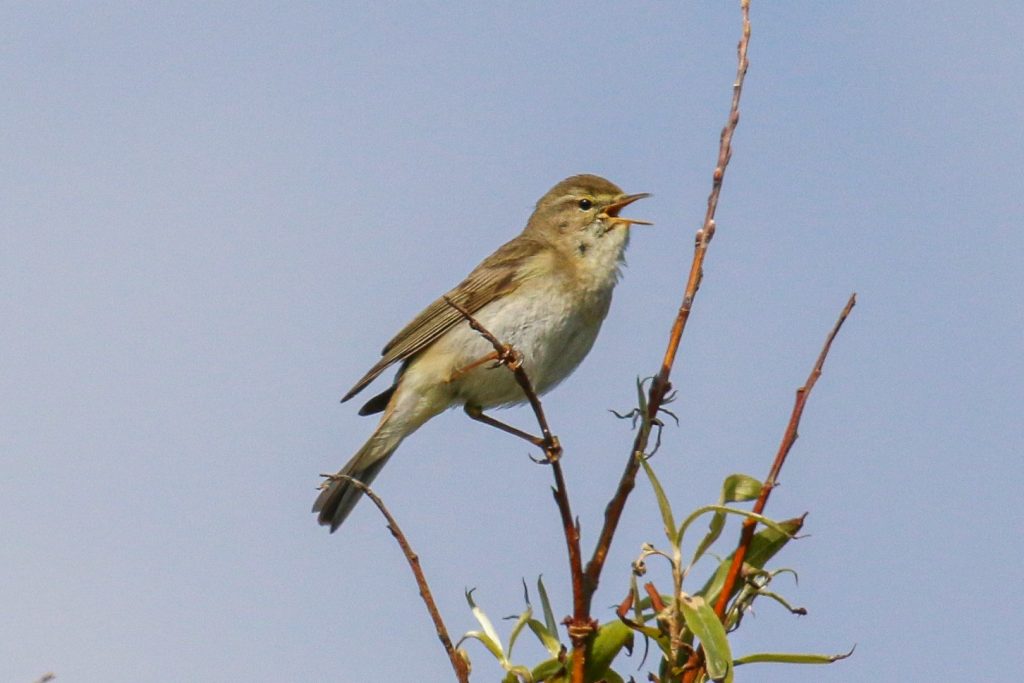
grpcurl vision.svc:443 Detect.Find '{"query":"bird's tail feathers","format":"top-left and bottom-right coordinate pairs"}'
top-left (313, 426), bottom-right (403, 532)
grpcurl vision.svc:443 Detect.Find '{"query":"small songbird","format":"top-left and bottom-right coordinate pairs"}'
top-left (314, 174), bottom-right (650, 531)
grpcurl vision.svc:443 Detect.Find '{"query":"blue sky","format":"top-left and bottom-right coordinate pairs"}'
top-left (2, 3), bottom-right (1022, 681)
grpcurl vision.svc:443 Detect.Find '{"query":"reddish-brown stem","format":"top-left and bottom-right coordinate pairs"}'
top-left (444, 297), bottom-right (589, 683)
top-left (584, 0), bottom-right (752, 614)
top-left (683, 293), bottom-right (856, 682)
top-left (712, 293), bottom-right (856, 618)
top-left (329, 475), bottom-right (469, 683)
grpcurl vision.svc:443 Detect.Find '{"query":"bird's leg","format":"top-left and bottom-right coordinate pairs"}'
top-left (449, 351), bottom-right (500, 381)
top-left (450, 344), bottom-right (522, 382)
top-left (464, 404), bottom-right (546, 449)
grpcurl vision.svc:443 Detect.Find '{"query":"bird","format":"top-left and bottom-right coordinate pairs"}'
top-left (314, 174), bottom-right (650, 531)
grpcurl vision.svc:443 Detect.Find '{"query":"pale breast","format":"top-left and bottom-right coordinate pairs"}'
top-left (419, 276), bottom-right (613, 409)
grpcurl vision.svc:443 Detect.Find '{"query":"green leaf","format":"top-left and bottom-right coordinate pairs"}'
top-left (503, 663), bottom-right (534, 682)
top-left (679, 594), bottom-right (733, 683)
top-left (584, 620), bottom-right (633, 681)
top-left (463, 588), bottom-right (505, 661)
top-left (530, 657), bottom-right (566, 682)
top-left (526, 619), bottom-right (563, 658)
top-left (507, 604), bottom-right (533, 658)
top-left (696, 516), bottom-right (804, 607)
top-left (689, 509), bottom-right (726, 570)
top-left (537, 576), bottom-right (558, 638)
top-left (721, 474), bottom-right (762, 502)
top-left (640, 456), bottom-right (676, 545)
top-left (460, 630), bottom-right (506, 662)
top-left (599, 669), bottom-right (626, 683)
top-left (501, 663), bottom-right (536, 683)
top-left (678, 505), bottom-right (792, 547)
top-left (734, 646), bottom-right (855, 666)
top-left (688, 475), bottom-right (763, 570)
top-left (745, 516), bottom-right (804, 563)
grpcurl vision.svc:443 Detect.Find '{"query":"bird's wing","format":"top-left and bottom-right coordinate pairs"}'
top-left (341, 236), bottom-right (549, 402)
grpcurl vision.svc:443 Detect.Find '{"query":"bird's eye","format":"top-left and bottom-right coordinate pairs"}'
top-left (578, 198), bottom-right (593, 210)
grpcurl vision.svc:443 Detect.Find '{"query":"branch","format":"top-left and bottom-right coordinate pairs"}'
top-left (443, 297), bottom-right (591, 683)
top-left (682, 292), bottom-right (856, 682)
top-left (442, 297), bottom-right (559, 456)
top-left (584, 0), bottom-right (753, 611)
top-left (324, 475), bottom-right (470, 683)
top-left (713, 293), bottom-right (856, 617)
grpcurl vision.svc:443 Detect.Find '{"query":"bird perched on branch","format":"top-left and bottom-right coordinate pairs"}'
top-left (314, 174), bottom-right (650, 531)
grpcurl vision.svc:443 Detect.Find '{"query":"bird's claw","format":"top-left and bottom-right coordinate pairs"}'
top-left (498, 344), bottom-right (523, 370)
top-left (316, 472), bottom-right (340, 490)
top-left (545, 436), bottom-right (562, 463)
top-left (527, 435), bottom-right (562, 464)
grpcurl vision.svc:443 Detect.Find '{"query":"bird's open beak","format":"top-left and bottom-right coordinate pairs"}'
top-left (601, 193), bottom-right (652, 227)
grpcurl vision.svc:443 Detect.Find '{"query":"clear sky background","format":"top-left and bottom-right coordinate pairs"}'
top-left (3, 3), bottom-right (1022, 682)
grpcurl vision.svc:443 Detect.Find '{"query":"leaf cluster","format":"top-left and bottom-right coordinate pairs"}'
top-left (459, 460), bottom-right (851, 682)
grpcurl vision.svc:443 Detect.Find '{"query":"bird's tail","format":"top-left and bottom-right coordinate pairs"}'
top-left (313, 424), bottom-right (404, 532)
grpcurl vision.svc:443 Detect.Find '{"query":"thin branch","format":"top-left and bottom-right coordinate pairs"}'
top-left (325, 475), bottom-right (470, 683)
top-left (713, 293), bottom-right (856, 618)
top-left (584, 0), bottom-right (753, 612)
top-left (443, 296), bottom-right (590, 683)
top-left (441, 297), bottom-right (561, 459)
top-left (682, 293), bottom-right (856, 682)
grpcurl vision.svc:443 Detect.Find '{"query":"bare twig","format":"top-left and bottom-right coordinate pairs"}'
top-left (584, 0), bottom-right (753, 612)
top-left (324, 475), bottom-right (469, 683)
top-left (33, 674), bottom-right (55, 683)
top-left (443, 296), bottom-right (590, 683)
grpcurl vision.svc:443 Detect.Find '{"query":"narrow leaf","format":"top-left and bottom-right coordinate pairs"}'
top-left (537, 575), bottom-right (558, 638)
top-left (734, 646), bottom-right (855, 666)
top-left (585, 620), bottom-right (634, 681)
top-left (697, 517), bottom-right (804, 606)
top-left (640, 456), bottom-right (676, 545)
top-left (530, 658), bottom-right (566, 682)
top-left (679, 594), bottom-right (733, 683)
top-left (506, 604), bottom-right (533, 657)
top-left (743, 517), bottom-right (804, 569)
top-left (504, 664), bottom-right (534, 682)
top-left (689, 510), bottom-right (726, 570)
top-left (464, 588), bottom-right (504, 659)
top-left (688, 475), bottom-right (762, 568)
top-left (526, 618), bottom-right (562, 657)
top-left (677, 505), bottom-right (792, 546)
top-left (459, 630), bottom-right (506, 662)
